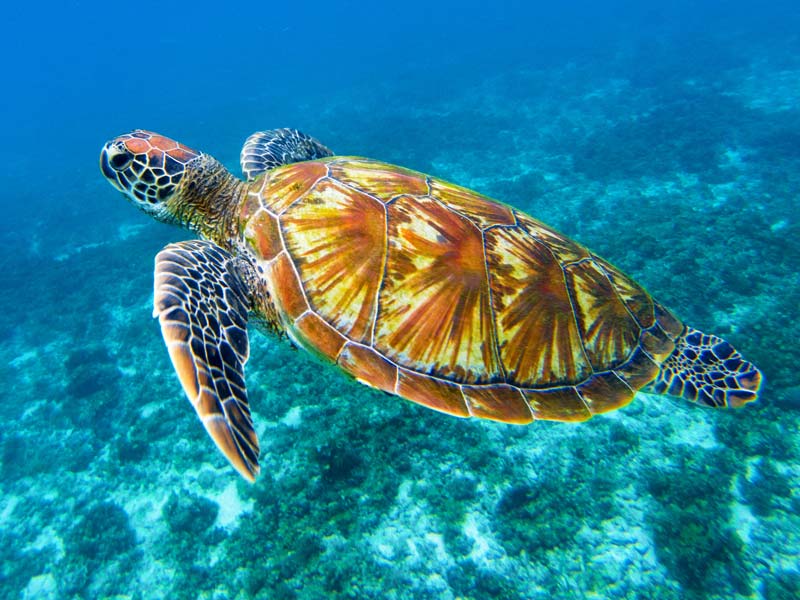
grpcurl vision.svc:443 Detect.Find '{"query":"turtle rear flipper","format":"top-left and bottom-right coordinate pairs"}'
top-left (240, 128), bottom-right (333, 181)
top-left (652, 327), bottom-right (762, 408)
top-left (154, 240), bottom-right (260, 481)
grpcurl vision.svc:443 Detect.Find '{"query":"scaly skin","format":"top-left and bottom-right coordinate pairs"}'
top-left (169, 153), bottom-right (247, 249)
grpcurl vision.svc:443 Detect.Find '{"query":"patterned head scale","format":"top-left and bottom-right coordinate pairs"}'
top-left (100, 130), bottom-right (201, 215)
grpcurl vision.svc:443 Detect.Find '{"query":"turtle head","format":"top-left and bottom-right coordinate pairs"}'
top-left (100, 130), bottom-right (202, 221)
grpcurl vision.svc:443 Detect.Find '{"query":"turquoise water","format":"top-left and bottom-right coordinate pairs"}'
top-left (2, 2), bottom-right (800, 598)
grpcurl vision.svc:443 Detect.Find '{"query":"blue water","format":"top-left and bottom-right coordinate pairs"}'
top-left (2, 1), bottom-right (799, 598)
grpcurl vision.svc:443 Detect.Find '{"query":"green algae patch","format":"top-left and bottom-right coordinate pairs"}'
top-left (163, 492), bottom-right (220, 535)
top-left (644, 446), bottom-right (752, 595)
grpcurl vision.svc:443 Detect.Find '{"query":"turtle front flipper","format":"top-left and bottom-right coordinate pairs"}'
top-left (154, 240), bottom-right (260, 481)
top-left (240, 128), bottom-right (333, 181)
top-left (652, 327), bottom-right (762, 408)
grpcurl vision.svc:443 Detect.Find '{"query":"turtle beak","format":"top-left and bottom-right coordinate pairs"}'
top-left (100, 144), bottom-right (117, 183)
top-left (100, 141), bottom-right (134, 194)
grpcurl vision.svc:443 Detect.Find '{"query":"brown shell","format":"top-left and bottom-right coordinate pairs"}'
top-left (241, 158), bottom-right (683, 423)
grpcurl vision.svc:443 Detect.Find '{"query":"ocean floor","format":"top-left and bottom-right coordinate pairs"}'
top-left (1, 43), bottom-right (800, 599)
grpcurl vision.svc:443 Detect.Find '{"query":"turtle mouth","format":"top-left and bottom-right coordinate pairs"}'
top-left (100, 143), bottom-right (134, 193)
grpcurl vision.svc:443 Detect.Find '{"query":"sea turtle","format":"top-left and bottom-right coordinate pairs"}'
top-left (100, 128), bottom-right (762, 481)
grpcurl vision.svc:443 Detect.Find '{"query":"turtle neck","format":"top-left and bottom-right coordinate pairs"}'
top-left (168, 153), bottom-right (248, 252)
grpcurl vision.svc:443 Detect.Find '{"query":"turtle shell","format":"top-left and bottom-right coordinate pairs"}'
top-left (240, 158), bottom-right (684, 423)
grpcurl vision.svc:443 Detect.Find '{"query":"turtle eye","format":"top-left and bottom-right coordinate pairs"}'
top-left (108, 148), bottom-right (133, 171)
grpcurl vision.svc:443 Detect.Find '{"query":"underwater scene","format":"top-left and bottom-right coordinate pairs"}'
top-left (1, 1), bottom-right (799, 598)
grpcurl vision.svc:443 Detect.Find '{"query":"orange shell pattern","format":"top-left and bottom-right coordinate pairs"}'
top-left (241, 158), bottom-right (684, 423)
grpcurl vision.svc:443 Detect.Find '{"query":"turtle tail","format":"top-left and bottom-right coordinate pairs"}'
top-left (652, 327), bottom-right (762, 408)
